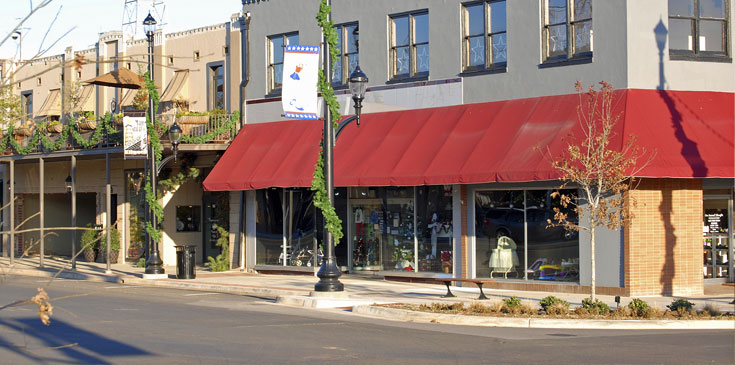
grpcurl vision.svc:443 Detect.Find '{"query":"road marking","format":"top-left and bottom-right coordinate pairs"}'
top-left (104, 286), bottom-right (134, 289)
top-left (183, 292), bottom-right (220, 296)
top-left (233, 322), bottom-right (345, 329)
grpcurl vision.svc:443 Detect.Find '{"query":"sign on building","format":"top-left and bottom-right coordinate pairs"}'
top-left (282, 45), bottom-right (320, 120)
top-left (124, 116), bottom-right (148, 159)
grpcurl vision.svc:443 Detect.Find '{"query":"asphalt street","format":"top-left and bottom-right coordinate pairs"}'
top-left (0, 276), bottom-right (733, 364)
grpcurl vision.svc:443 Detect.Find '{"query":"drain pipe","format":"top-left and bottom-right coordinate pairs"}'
top-left (237, 2), bottom-right (251, 270)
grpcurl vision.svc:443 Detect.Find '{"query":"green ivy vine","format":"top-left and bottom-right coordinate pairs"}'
top-left (311, 0), bottom-right (344, 245)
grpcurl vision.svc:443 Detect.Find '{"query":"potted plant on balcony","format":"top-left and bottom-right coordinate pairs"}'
top-left (13, 120), bottom-right (33, 136)
top-left (46, 120), bottom-right (63, 133)
top-left (75, 112), bottom-right (97, 131)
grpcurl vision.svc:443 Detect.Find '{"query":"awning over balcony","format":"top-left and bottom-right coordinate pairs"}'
top-left (203, 89), bottom-right (734, 191)
top-left (160, 70), bottom-right (189, 103)
top-left (36, 89), bottom-right (61, 117)
top-left (76, 84), bottom-right (95, 112)
top-left (120, 89), bottom-right (136, 108)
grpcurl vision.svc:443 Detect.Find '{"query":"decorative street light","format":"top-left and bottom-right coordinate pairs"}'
top-left (64, 175), bottom-right (72, 193)
top-left (169, 121), bottom-right (182, 160)
top-left (12, 31), bottom-right (21, 61)
top-left (348, 65), bottom-right (368, 125)
top-left (143, 12), bottom-right (165, 277)
top-left (315, 3), bottom-right (369, 291)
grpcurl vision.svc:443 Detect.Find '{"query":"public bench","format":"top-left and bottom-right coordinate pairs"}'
top-left (437, 278), bottom-right (496, 300)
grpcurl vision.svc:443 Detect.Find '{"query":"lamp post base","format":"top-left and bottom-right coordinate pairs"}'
top-left (145, 250), bottom-right (166, 275)
top-left (142, 273), bottom-right (168, 280)
top-left (314, 257), bottom-right (344, 292)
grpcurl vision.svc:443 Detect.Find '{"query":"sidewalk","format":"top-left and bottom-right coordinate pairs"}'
top-left (2, 256), bottom-right (734, 329)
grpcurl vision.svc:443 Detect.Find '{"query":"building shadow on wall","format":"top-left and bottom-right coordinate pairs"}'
top-left (0, 317), bottom-right (150, 363)
top-left (654, 20), bottom-right (708, 295)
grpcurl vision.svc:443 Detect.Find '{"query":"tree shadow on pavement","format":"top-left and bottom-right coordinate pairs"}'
top-left (0, 317), bottom-right (150, 364)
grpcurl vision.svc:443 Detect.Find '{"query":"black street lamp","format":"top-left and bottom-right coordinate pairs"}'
top-left (169, 121), bottom-right (182, 159)
top-left (143, 12), bottom-right (165, 277)
top-left (315, 8), bottom-right (369, 291)
top-left (64, 175), bottom-right (72, 193)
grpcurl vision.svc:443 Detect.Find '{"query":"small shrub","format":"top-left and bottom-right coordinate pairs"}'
top-left (667, 299), bottom-right (694, 314)
top-left (627, 298), bottom-right (649, 317)
top-left (468, 302), bottom-right (492, 314)
top-left (641, 305), bottom-right (663, 319)
top-left (487, 301), bottom-right (504, 313)
top-left (519, 303), bottom-right (536, 315)
top-left (611, 306), bottom-right (632, 318)
top-left (80, 224), bottom-right (99, 251)
top-left (136, 257), bottom-right (146, 268)
top-left (539, 296), bottom-right (570, 313)
top-left (430, 302), bottom-right (464, 312)
top-left (573, 306), bottom-right (590, 317)
top-left (503, 296), bottom-right (522, 308)
top-left (582, 298), bottom-right (610, 315)
top-left (702, 303), bottom-right (721, 317)
top-left (546, 302), bottom-right (570, 316)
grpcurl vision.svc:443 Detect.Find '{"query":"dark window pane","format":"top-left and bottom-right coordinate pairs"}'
top-left (574, 20), bottom-right (592, 53)
top-left (273, 63), bottom-right (283, 88)
top-left (286, 34), bottom-right (299, 46)
top-left (490, 1), bottom-right (507, 33)
top-left (668, 0), bottom-right (694, 16)
top-left (468, 35), bottom-right (486, 67)
top-left (548, 24), bottom-right (568, 57)
top-left (699, 0), bottom-right (725, 18)
top-left (492, 33), bottom-right (507, 63)
top-left (395, 46), bottom-right (410, 75)
top-left (256, 189), bottom-right (284, 266)
top-left (346, 24), bottom-right (358, 53)
top-left (548, 0), bottom-right (568, 24)
top-left (332, 57), bottom-right (342, 82)
top-left (335, 28), bottom-right (343, 55)
top-left (393, 16), bottom-right (410, 46)
top-left (416, 43), bottom-right (430, 73)
top-left (699, 19), bottom-right (725, 52)
top-left (574, 0), bottom-right (592, 19)
top-left (668, 18), bottom-right (694, 50)
top-left (414, 13), bottom-right (429, 44)
top-left (348, 53), bottom-right (359, 75)
top-left (466, 4), bottom-right (485, 36)
top-left (271, 37), bottom-right (284, 64)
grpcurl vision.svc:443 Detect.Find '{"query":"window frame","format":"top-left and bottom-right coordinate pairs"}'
top-left (542, 0), bottom-right (593, 64)
top-left (668, 0), bottom-right (731, 61)
top-left (461, 0), bottom-right (508, 73)
top-left (21, 90), bottom-right (32, 119)
top-left (389, 10), bottom-right (430, 81)
top-left (332, 22), bottom-right (360, 87)
top-left (267, 32), bottom-right (299, 95)
top-left (207, 61), bottom-right (225, 111)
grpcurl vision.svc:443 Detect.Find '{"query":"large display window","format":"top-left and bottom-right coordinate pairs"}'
top-left (703, 191), bottom-right (732, 281)
top-left (255, 188), bottom-right (318, 267)
top-left (347, 186), bottom-right (453, 273)
top-left (475, 189), bottom-right (579, 281)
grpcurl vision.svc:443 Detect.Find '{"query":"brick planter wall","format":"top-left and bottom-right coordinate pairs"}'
top-left (625, 179), bottom-right (703, 296)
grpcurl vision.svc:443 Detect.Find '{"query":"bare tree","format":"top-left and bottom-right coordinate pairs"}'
top-left (543, 81), bottom-right (654, 301)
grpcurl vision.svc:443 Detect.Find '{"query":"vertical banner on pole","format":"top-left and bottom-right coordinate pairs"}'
top-left (123, 116), bottom-right (148, 159)
top-left (282, 45), bottom-right (320, 120)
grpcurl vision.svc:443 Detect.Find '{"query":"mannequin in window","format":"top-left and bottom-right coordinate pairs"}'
top-left (489, 234), bottom-right (519, 278)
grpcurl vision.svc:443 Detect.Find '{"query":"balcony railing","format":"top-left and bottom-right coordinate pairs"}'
top-left (4, 113), bottom-right (238, 156)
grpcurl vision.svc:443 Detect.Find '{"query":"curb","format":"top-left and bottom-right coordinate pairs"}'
top-left (275, 295), bottom-right (390, 309)
top-left (123, 277), bottom-right (309, 297)
top-left (352, 305), bottom-right (735, 330)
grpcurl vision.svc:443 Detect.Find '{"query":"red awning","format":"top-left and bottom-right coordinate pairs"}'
top-left (203, 119), bottom-right (323, 191)
top-left (203, 89), bottom-right (733, 191)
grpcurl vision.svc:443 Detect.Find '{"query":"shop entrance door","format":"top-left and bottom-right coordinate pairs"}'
top-left (703, 195), bottom-right (733, 282)
top-left (203, 191), bottom-right (229, 263)
top-left (349, 195), bottom-right (384, 271)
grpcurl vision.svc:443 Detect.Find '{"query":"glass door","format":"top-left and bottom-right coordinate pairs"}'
top-left (349, 188), bottom-right (384, 270)
top-left (703, 195), bottom-right (732, 281)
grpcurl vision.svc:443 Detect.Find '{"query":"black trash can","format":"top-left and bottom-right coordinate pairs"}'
top-left (175, 245), bottom-right (197, 279)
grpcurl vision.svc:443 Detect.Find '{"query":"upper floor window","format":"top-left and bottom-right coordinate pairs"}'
top-left (21, 91), bottom-right (32, 119)
top-left (333, 23), bottom-right (359, 86)
top-left (543, 0), bottom-right (592, 62)
top-left (390, 11), bottom-right (429, 79)
top-left (268, 32), bottom-right (299, 93)
top-left (208, 63), bottom-right (224, 110)
top-left (462, 1), bottom-right (507, 72)
top-left (668, 0), bottom-right (729, 59)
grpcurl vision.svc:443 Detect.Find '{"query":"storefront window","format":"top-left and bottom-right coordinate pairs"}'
top-left (256, 189), bottom-right (283, 265)
top-left (382, 187), bottom-right (415, 272)
top-left (176, 205), bottom-right (201, 232)
top-left (703, 193), bottom-right (731, 279)
top-left (350, 187), bottom-right (384, 270)
top-left (284, 189), bottom-right (318, 267)
top-left (416, 186), bottom-right (453, 273)
top-left (475, 189), bottom-right (578, 281)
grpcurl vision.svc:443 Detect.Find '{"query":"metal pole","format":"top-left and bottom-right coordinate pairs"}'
top-left (71, 155), bottom-right (76, 270)
top-left (9, 160), bottom-right (14, 264)
top-left (39, 157), bottom-right (44, 267)
top-left (144, 29), bottom-right (164, 276)
top-left (315, 0), bottom-right (343, 292)
top-left (105, 152), bottom-right (111, 273)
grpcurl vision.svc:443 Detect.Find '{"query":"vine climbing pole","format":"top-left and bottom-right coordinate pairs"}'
top-left (314, 0), bottom-right (344, 292)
